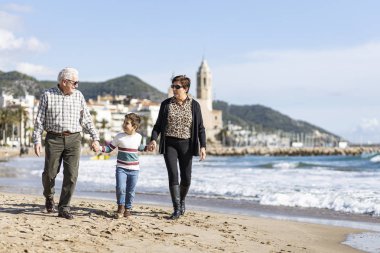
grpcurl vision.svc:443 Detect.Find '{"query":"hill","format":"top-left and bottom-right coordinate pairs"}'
top-left (0, 71), bottom-right (42, 98)
top-left (0, 71), bottom-right (166, 102)
top-left (81, 74), bottom-right (167, 101)
top-left (0, 70), bottom-right (338, 138)
top-left (213, 100), bottom-right (339, 137)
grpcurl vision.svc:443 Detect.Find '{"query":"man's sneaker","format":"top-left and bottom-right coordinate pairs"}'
top-left (58, 211), bottom-right (74, 220)
top-left (45, 197), bottom-right (55, 213)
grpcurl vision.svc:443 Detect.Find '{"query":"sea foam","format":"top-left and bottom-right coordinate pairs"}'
top-left (3, 154), bottom-right (380, 216)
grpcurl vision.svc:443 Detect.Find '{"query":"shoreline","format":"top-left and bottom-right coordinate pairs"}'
top-left (0, 191), bottom-right (365, 253)
top-left (2, 186), bottom-right (380, 230)
top-left (206, 146), bottom-right (380, 156)
top-left (2, 146), bottom-right (380, 159)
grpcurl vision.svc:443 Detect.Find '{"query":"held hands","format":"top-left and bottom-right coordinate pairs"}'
top-left (147, 140), bottom-right (157, 152)
top-left (91, 140), bottom-right (100, 153)
top-left (147, 140), bottom-right (206, 161)
top-left (199, 147), bottom-right (206, 161)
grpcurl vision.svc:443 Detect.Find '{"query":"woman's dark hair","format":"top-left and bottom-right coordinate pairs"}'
top-left (172, 75), bottom-right (191, 92)
top-left (125, 113), bottom-right (141, 130)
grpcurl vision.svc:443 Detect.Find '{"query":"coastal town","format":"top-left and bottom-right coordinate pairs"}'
top-left (0, 60), bottom-right (376, 157)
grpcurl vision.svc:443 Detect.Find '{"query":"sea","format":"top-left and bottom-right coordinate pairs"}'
top-left (1, 154), bottom-right (380, 252)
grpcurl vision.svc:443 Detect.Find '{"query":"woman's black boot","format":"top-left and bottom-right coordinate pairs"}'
top-left (169, 185), bottom-right (181, 219)
top-left (180, 185), bottom-right (190, 215)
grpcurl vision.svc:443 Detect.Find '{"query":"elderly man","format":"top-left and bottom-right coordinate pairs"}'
top-left (33, 67), bottom-right (99, 219)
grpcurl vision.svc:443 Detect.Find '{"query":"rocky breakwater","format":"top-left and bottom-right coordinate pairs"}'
top-left (207, 146), bottom-right (380, 156)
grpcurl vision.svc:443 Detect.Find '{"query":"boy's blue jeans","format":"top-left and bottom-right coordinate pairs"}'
top-left (115, 167), bottom-right (139, 209)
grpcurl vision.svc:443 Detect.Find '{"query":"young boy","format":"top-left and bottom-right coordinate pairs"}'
top-left (101, 113), bottom-right (146, 218)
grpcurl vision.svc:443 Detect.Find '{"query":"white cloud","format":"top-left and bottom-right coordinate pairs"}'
top-left (214, 42), bottom-right (380, 104)
top-left (0, 8), bottom-right (50, 77)
top-left (0, 29), bottom-right (47, 51)
top-left (0, 28), bottom-right (23, 49)
top-left (3, 3), bottom-right (33, 13)
top-left (0, 10), bottom-right (22, 30)
top-left (356, 118), bottom-right (380, 132)
top-left (25, 36), bottom-right (48, 51)
top-left (348, 118), bottom-right (380, 144)
top-left (16, 62), bottom-right (55, 78)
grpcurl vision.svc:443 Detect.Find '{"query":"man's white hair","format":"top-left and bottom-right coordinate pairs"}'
top-left (57, 67), bottom-right (79, 83)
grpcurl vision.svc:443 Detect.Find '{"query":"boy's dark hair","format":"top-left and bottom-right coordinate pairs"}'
top-left (125, 113), bottom-right (141, 130)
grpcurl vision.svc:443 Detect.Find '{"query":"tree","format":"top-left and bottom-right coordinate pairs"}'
top-left (99, 119), bottom-right (109, 143)
top-left (0, 105), bottom-right (29, 146)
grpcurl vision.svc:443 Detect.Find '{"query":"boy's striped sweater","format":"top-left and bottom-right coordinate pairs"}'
top-left (102, 132), bottom-right (145, 170)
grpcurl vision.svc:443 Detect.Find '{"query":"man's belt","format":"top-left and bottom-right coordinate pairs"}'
top-left (48, 131), bottom-right (79, 136)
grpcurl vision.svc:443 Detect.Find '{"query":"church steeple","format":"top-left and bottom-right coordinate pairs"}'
top-left (197, 59), bottom-right (212, 110)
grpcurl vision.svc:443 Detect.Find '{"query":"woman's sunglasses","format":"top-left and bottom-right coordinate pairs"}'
top-left (171, 84), bottom-right (183, 89)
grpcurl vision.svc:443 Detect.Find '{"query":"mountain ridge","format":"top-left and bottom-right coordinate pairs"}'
top-left (213, 100), bottom-right (339, 138)
top-left (0, 70), bottom-right (339, 138)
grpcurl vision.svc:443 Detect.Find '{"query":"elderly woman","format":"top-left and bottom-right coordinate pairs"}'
top-left (148, 75), bottom-right (206, 219)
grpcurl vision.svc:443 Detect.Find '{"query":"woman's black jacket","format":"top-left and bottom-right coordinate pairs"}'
top-left (150, 97), bottom-right (206, 156)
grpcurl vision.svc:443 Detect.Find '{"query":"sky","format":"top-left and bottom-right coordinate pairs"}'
top-left (1, 0), bottom-right (380, 143)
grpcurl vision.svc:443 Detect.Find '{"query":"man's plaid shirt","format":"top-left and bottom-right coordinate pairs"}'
top-left (32, 86), bottom-right (99, 144)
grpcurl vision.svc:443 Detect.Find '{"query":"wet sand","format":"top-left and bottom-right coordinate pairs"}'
top-left (0, 192), bottom-right (365, 253)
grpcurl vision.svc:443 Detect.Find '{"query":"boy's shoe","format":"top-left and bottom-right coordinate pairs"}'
top-left (114, 205), bottom-right (124, 219)
top-left (124, 208), bottom-right (132, 218)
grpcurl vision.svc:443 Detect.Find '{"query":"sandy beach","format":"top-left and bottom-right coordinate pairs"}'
top-left (0, 192), bottom-right (364, 253)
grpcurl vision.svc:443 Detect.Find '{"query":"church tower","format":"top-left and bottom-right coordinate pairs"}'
top-left (197, 59), bottom-right (213, 111)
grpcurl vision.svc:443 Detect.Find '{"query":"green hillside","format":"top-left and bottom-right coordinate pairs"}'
top-left (85, 74), bottom-right (166, 101)
top-left (0, 71), bottom-right (43, 97)
top-left (0, 71), bottom-right (166, 102)
top-left (213, 100), bottom-right (339, 137)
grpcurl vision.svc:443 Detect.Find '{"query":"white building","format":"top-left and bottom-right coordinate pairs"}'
top-left (0, 92), bottom-right (35, 146)
top-left (87, 96), bottom-right (160, 144)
